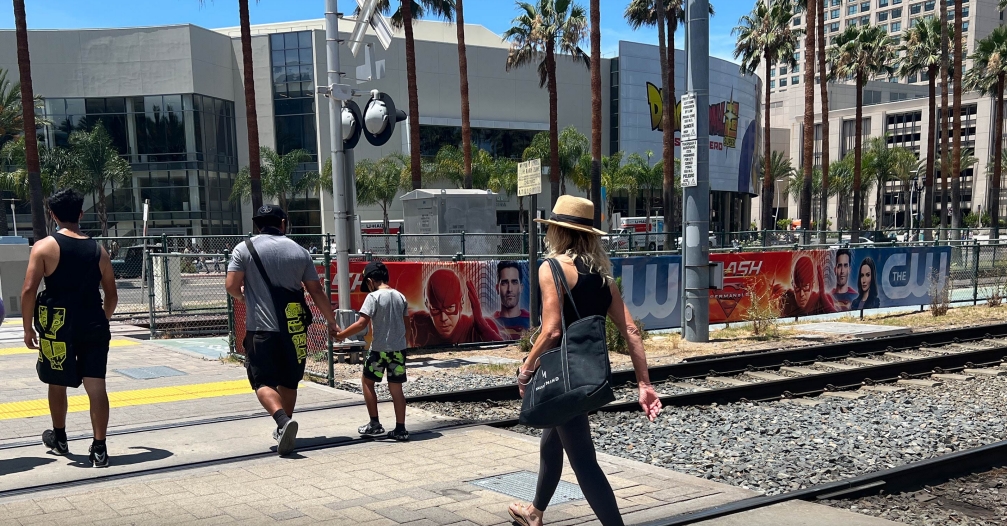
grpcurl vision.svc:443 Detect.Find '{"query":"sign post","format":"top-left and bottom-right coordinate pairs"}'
top-left (518, 159), bottom-right (542, 326)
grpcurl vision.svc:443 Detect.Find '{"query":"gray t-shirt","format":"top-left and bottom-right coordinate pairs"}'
top-left (229, 235), bottom-right (318, 332)
top-left (359, 288), bottom-right (408, 352)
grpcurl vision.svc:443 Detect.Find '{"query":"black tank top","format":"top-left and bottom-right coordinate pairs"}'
top-left (45, 232), bottom-right (106, 329)
top-left (560, 258), bottom-right (612, 328)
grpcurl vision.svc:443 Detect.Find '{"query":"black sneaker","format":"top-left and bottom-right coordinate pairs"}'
top-left (42, 430), bottom-right (69, 456)
top-left (276, 419), bottom-right (298, 456)
top-left (358, 421), bottom-right (385, 437)
top-left (88, 444), bottom-right (109, 468)
top-left (387, 428), bottom-right (410, 442)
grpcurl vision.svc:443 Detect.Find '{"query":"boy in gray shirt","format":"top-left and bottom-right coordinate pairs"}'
top-left (335, 261), bottom-right (410, 441)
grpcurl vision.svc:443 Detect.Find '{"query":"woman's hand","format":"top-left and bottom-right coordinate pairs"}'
top-left (638, 383), bottom-right (662, 421)
top-left (517, 367), bottom-right (535, 398)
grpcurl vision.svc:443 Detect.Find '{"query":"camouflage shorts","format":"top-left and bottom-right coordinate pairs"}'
top-left (363, 350), bottom-right (407, 384)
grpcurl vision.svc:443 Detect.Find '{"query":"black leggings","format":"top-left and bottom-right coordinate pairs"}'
top-left (532, 414), bottom-right (624, 526)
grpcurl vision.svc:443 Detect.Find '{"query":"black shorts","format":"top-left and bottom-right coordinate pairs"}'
top-left (362, 350), bottom-right (407, 384)
top-left (244, 331), bottom-right (306, 390)
top-left (73, 334), bottom-right (111, 380)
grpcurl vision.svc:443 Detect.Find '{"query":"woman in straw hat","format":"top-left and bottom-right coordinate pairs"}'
top-left (508, 196), bottom-right (662, 526)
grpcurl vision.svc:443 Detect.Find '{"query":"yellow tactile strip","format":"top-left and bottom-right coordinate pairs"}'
top-left (0, 379), bottom-right (252, 420)
top-left (0, 339), bottom-right (138, 356)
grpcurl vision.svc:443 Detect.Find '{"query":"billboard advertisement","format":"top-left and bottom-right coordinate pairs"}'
top-left (616, 41), bottom-right (761, 195)
top-left (232, 247), bottom-right (950, 352)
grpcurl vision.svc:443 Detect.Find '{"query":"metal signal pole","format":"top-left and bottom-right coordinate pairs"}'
top-left (325, 0), bottom-right (352, 319)
top-left (681, 0), bottom-right (711, 342)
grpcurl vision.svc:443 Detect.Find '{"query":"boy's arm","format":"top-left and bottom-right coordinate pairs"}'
top-left (336, 313), bottom-right (370, 341)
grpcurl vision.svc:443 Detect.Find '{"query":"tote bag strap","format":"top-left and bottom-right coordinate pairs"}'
top-left (245, 239), bottom-right (276, 290)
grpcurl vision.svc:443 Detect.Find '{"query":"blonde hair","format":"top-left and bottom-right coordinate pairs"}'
top-left (544, 226), bottom-right (613, 285)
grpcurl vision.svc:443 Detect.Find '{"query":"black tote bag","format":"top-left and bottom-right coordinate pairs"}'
top-left (34, 242), bottom-right (101, 388)
top-left (518, 258), bottom-right (615, 428)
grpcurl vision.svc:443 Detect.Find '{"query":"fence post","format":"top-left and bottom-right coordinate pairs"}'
top-left (227, 290), bottom-right (235, 355)
top-left (460, 231), bottom-right (466, 256)
top-left (973, 240), bottom-right (980, 305)
top-left (523, 231), bottom-right (529, 254)
top-left (324, 249), bottom-right (334, 387)
top-left (397, 230), bottom-right (404, 255)
top-left (147, 250), bottom-right (156, 339)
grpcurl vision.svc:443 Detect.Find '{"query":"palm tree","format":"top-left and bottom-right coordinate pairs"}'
top-left (940, 147), bottom-right (979, 231)
top-left (505, 0), bottom-right (589, 209)
top-left (488, 156), bottom-right (522, 231)
top-left (1, 138), bottom-right (76, 228)
top-left (367, 1), bottom-right (455, 191)
top-left (892, 150), bottom-right (924, 229)
top-left (827, 25), bottom-right (895, 237)
top-left (816, 0), bottom-right (829, 237)
top-left (625, 0), bottom-right (714, 246)
top-left (939, 0), bottom-right (950, 236)
top-left (67, 123), bottom-right (132, 237)
top-left (798, 0), bottom-right (816, 231)
top-left (13, 0), bottom-right (46, 241)
top-left (0, 68), bottom-right (24, 235)
top-left (199, 0), bottom-right (264, 211)
top-left (454, 0), bottom-right (473, 189)
top-left (864, 137), bottom-right (918, 228)
top-left (828, 153), bottom-right (857, 228)
top-left (899, 17), bottom-right (944, 239)
top-left (589, 0), bottom-right (601, 226)
top-left (734, 0), bottom-right (800, 230)
top-left (966, 26), bottom-right (1007, 237)
top-left (624, 151), bottom-right (664, 241)
top-left (951, 0), bottom-right (964, 236)
top-left (355, 154), bottom-right (409, 233)
top-left (599, 152), bottom-right (635, 226)
top-left (233, 147), bottom-right (321, 214)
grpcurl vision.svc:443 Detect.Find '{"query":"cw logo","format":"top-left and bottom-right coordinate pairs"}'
top-left (881, 252), bottom-right (949, 300)
top-left (620, 262), bottom-right (680, 320)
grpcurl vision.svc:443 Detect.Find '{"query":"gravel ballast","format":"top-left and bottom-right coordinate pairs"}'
top-left (416, 374), bottom-right (1007, 498)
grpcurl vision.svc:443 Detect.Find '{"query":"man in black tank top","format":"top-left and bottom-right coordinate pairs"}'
top-left (21, 189), bottom-right (118, 467)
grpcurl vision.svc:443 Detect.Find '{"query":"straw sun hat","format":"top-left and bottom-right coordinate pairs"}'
top-left (534, 195), bottom-right (606, 235)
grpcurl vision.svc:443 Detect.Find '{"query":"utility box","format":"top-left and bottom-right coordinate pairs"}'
top-left (0, 243), bottom-right (30, 317)
top-left (399, 189), bottom-right (499, 255)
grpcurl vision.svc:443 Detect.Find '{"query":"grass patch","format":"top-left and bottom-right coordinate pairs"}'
top-left (459, 363), bottom-right (516, 376)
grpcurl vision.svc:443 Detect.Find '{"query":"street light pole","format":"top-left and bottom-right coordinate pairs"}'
top-left (681, 0), bottom-right (711, 342)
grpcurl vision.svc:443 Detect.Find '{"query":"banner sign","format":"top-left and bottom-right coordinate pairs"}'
top-left (232, 247), bottom-right (951, 353)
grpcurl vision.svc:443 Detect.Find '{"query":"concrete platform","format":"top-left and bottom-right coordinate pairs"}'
top-left (792, 322), bottom-right (910, 338)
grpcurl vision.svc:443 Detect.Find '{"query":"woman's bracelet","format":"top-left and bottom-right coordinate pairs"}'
top-left (517, 368), bottom-right (535, 386)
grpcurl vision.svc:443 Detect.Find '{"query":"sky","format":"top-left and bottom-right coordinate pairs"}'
top-left (0, 0), bottom-right (747, 62)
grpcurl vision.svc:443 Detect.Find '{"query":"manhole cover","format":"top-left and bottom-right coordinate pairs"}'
top-left (113, 366), bottom-right (186, 380)
top-left (469, 471), bottom-right (583, 505)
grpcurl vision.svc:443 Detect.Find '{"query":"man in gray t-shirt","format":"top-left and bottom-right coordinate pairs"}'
top-left (225, 205), bottom-right (337, 456)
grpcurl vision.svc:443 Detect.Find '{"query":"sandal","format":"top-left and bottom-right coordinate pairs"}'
top-left (508, 502), bottom-right (540, 526)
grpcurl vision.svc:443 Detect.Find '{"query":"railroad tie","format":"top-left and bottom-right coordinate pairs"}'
top-left (885, 351), bottom-right (918, 360)
top-left (931, 373), bottom-right (975, 382)
top-left (822, 391), bottom-right (867, 400)
top-left (952, 343), bottom-right (990, 351)
top-left (917, 346), bottom-right (960, 354)
top-left (814, 361), bottom-right (859, 371)
top-left (859, 385), bottom-right (907, 394)
top-left (963, 368), bottom-right (1007, 377)
top-left (668, 382), bottom-right (711, 392)
top-left (744, 371), bottom-right (789, 381)
top-left (704, 376), bottom-right (752, 386)
top-left (779, 366), bottom-right (824, 376)
top-left (897, 378), bottom-right (944, 388)
top-left (847, 357), bottom-right (888, 366)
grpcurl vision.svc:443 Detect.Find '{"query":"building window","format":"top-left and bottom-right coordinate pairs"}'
top-left (879, 10), bottom-right (889, 20)
top-left (893, 7), bottom-right (902, 15)
top-left (792, 76), bottom-right (800, 85)
top-left (891, 21), bottom-right (902, 31)
top-left (910, 3), bottom-right (921, 13)
top-left (780, 78), bottom-right (788, 87)
top-left (270, 31), bottom-right (318, 159)
top-left (963, 6), bottom-right (969, 17)
top-left (419, 126), bottom-right (536, 159)
top-left (793, 16), bottom-right (801, 25)
top-left (771, 69), bottom-right (776, 77)
top-left (861, 15), bottom-right (871, 24)
top-left (861, 1), bottom-right (871, 10)
top-left (831, 22), bottom-right (840, 31)
top-left (879, 0), bottom-right (889, 6)
top-left (848, 4), bottom-right (858, 14)
top-left (963, 21), bottom-right (969, 31)
top-left (770, 80), bottom-right (776, 89)
top-left (780, 66), bottom-right (788, 75)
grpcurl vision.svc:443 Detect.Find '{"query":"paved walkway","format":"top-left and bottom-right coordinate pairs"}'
top-left (0, 326), bottom-right (900, 525)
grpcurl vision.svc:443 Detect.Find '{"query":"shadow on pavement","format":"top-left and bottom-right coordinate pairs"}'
top-left (0, 456), bottom-right (56, 476)
top-left (68, 446), bottom-right (173, 468)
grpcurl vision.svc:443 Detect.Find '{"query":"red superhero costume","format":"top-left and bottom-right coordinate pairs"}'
top-left (409, 269), bottom-right (504, 347)
top-left (778, 255), bottom-right (837, 317)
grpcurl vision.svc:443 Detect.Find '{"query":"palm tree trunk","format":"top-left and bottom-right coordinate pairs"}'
top-left (13, 0), bottom-right (46, 242)
top-left (853, 73), bottom-right (864, 237)
top-left (667, 14), bottom-right (677, 239)
top-left (238, 0), bottom-right (263, 212)
top-left (817, 0), bottom-right (829, 239)
top-left (518, 196), bottom-right (525, 233)
top-left (589, 0), bottom-right (602, 228)
top-left (98, 189), bottom-right (109, 237)
top-left (951, 0), bottom-right (963, 237)
top-left (656, 0), bottom-right (674, 248)
top-left (800, 0), bottom-right (816, 231)
top-left (382, 203), bottom-right (390, 234)
top-left (876, 172), bottom-right (884, 229)
top-left (940, 1), bottom-right (950, 239)
top-left (456, 0), bottom-right (472, 190)
top-left (404, 1), bottom-right (423, 191)
top-left (0, 197), bottom-right (8, 237)
top-left (924, 68), bottom-right (937, 240)
top-left (761, 60), bottom-right (774, 231)
top-left (993, 75), bottom-right (1004, 239)
top-left (545, 41), bottom-right (561, 209)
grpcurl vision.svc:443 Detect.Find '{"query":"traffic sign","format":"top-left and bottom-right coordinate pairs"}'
top-left (681, 139), bottom-right (698, 187)
top-left (518, 159), bottom-right (542, 196)
top-left (351, 0), bottom-right (394, 56)
top-left (681, 92), bottom-right (697, 141)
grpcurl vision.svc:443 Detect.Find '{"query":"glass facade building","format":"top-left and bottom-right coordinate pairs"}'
top-left (42, 94), bottom-right (241, 235)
